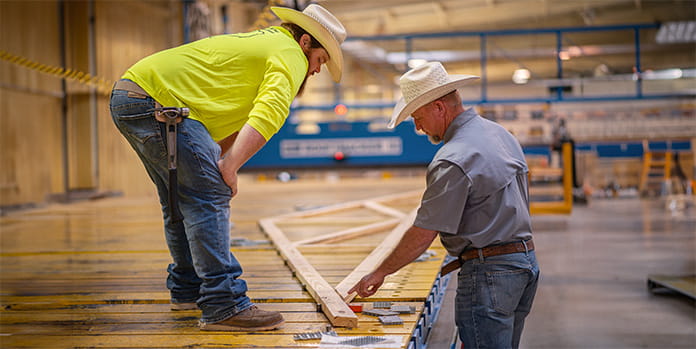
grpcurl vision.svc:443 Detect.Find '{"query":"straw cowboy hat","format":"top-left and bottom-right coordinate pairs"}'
top-left (271, 4), bottom-right (346, 83)
top-left (389, 62), bottom-right (479, 128)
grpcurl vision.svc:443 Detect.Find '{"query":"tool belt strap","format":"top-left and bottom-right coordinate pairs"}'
top-left (440, 240), bottom-right (534, 276)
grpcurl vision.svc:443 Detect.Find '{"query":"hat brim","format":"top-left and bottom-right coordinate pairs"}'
top-left (271, 6), bottom-right (343, 83)
top-left (388, 75), bottom-right (480, 128)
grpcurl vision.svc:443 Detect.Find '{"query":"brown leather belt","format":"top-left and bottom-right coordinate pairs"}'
top-left (440, 240), bottom-right (534, 276)
top-left (113, 79), bottom-right (150, 97)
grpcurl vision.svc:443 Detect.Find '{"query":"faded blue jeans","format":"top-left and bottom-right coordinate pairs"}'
top-left (110, 86), bottom-right (252, 323)
top-left (456, 249), bottom-right (539, 348)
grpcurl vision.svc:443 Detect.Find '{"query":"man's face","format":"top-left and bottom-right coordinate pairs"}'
top-left (297, 47), bottom-right (329, 96)
top-left (306, 47), bottom-right (329, 78)
top-left (412, 103), bottom-right (443, 144)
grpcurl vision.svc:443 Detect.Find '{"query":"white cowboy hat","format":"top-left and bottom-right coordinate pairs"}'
top-left (271, 4), bottom-right (346, 83)
top-left (389, 62), bottom-right (479, 128)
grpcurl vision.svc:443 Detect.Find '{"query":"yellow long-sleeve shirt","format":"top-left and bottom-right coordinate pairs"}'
top-left (122, 26), bottom-right (307, 142)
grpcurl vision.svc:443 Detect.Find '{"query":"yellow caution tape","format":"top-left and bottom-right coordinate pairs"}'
top-left (0, 49), bottom-right (113, 94)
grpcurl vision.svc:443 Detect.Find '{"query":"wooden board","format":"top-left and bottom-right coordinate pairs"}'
top-left (259, 217), bottom-right (359, 327)
top-left (258, 191), bottom-right (426, 327)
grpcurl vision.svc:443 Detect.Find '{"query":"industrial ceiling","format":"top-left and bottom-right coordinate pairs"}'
top-left (309, 0), bottom-right (695, 83)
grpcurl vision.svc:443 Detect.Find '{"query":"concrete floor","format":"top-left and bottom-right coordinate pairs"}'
top-left (430, 196), bottom-right (695, 349)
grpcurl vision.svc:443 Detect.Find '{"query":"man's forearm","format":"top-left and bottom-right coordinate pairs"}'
top-left (219, 124), bottom-right (267, 172)
top-left (374, 225), bottom-right (438, 277)
top-left (217, 132), bottom-right (239, 157)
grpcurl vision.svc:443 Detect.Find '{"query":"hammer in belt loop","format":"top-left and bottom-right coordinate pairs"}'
top-left (153, 106), bottom-right (189, 222)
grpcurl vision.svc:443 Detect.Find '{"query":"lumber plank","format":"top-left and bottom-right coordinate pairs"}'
top-left (268, 190), bottom-right (422, 221)
top-left (258, 218), bottom-right (358, 328)
top-left (0, 302), bottom-right (319, 312)
top-left (296, 244), bottom-right (376, 254)
top-left (0, 321), bottom-right (417, 336)
top-left (291, 218), bottom-right (400, 246)
top-left (0, 290), bottom-right (314, 305)
top-left (278, 216), bottom-right (384, 225)
top-left (362, 201), bottom-right (409, 218)
top-left (0, 334), bottom-right (411, 348)
top-left (0, 311), bottom-right (331, 324)
top-left (335, 209), bottom-right (419, 302)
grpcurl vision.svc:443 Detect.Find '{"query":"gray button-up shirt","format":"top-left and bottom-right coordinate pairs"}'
top-left (414, 108), bottom-right (533, 256)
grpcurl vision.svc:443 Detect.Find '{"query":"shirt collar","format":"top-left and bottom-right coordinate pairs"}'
top-left (443, 107), bottom-right (477, 143)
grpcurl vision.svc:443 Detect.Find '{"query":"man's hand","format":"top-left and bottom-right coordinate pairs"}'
top-left (218, 159), bottom-right (238, 197)
top-left (348, 224), bottom-right (439, 298)
top-left (348, 271), bottom-right (386, 298)
top-left (215, 124), bottom-right (268, 198)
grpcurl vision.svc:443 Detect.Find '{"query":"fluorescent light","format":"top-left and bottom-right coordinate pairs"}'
top-left (567, 46), bottom-right (582, 56)
top-left (512, 68), bottom-right (531, 84)
top-left (643, 68), bottom-right (683, 80)
top-left (408, 59), bottom-right (428, 68)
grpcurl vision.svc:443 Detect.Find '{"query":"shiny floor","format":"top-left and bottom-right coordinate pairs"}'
top-left (1, 174), bottom-right (695, 348)
top-left (431, 195), bottom-right (696, 349)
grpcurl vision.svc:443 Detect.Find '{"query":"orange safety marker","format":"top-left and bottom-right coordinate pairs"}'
top-left (349, 303), bottom-right (363, 313)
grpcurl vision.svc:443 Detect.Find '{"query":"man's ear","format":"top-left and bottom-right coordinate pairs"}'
top-left (299, 34), bottom-right (311, 52)
top-left (434, 100), bottom-right (446, 116)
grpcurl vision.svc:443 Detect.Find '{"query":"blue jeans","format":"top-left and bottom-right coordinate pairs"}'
top-left (109, 87), bottom-right (252, 323)
top-left (456, 249), bottom-right (539, 349)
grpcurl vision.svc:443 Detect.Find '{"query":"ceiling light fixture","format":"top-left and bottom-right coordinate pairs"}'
top-left (407, 59), bottom-right (428, 69)
top-left (512, 68), bottom-right (531, 84)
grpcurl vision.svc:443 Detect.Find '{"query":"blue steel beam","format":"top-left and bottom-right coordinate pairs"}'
top-left (346, 23), bottom-right (661, 41)
top-left (292, 22), bottom-right (689, 112)
top-left (555, 30), bottom-right (564, 101)
top-left (291, 94), bottom-right (694, 111)
top-left (635, 28), bottom-right (643, 98)
top-left (480, 34), bottom-right (488, 103)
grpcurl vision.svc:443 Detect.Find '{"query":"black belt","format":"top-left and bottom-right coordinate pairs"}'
top-left (440, 240), bottom-right (534, 276)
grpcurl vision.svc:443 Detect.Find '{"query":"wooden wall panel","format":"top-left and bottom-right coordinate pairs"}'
top-left (1, 0), bottom-right (182, 207)
top-left (0, 1), bottom-right (64, 207)
top-left (95, 0), bottom-right (182, 198)
top-left (64, 1), bottom-right (96, 190)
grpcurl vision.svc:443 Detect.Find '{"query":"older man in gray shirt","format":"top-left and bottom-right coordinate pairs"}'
top-left (350, 62), bottom-right (540, 349)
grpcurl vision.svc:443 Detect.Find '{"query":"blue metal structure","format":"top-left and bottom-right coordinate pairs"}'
top-left (411, 271), bottom-right (452, 349)
top-left (293, 22), bottom-right (696, 110)
top-left (243, 23), bottom-right (695, 169)
top-left (243, 117), bottom-right (692, 169)
top-left (245, 120), bottom-right (440, 169)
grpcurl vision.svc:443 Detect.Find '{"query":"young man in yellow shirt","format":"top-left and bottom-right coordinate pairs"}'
top-left (110, 4), bottom-right (345, 331)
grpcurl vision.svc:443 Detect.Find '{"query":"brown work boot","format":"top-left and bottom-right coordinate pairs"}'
top-left (198, 305), bottom-right (284, 331)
